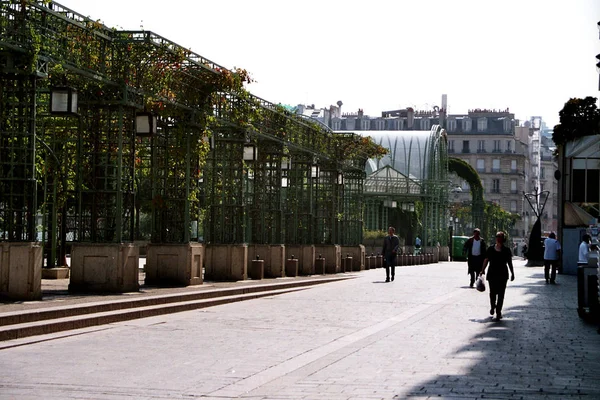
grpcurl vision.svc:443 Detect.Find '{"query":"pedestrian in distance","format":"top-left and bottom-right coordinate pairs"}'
top-left (543, 232), bottom-right (561, 284)
top-left (414, 235), bottom-right (422, 254)
top-left (522, 244), bottom-right (528, 260)
top-left (463, 228), bottom-right (486, 288)
top-left (480, 231), bottom-right (515, 321)
top-left (578, 234), bottom-right (591, 267)
top-left (382, 226), bottom-right (400, 282)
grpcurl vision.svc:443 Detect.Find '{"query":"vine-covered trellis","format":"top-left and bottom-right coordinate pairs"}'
top-left (0, 0), bottom-right (386, 268)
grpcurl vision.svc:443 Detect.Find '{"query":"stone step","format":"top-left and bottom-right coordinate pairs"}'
top-left (0, 286), bottom-right (309, 343)
top-left (0, 277), bottom-right (349, 328)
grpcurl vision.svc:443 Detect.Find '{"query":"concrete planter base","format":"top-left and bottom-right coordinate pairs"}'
top-left (145, 243), bottom-right (204, 286)
top-left (0, 242), bottom-right (42, 300)
top-left (69, 243), bottom-right (139, 293)
top-left (285, 245), bottom-right (315, 275)
top-left (340, 245), bottom-right (366, 271)
top-left (314, 245), bottom-right (341, 274)
top-left (246, 244), bottom-right (284, 278)
top-left (42, 267), bottom-right (70, 280)
top-left (205, 244), bottom-right (248, 281)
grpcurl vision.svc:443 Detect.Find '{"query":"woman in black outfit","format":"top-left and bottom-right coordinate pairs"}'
top-left (480, 231), bottom-right (515, 321)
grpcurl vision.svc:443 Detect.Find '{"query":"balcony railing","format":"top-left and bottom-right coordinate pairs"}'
top-left (491, 168), bottom-right (501, 173)
top-left (461, 148), bottom-right (471, 154)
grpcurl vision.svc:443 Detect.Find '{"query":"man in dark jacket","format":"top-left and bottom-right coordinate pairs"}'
top-left (382, 226), bottom-right (400, 282)
top-left (463, 228), bottom-right (486, 287)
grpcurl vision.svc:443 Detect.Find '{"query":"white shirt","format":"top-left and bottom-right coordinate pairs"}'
top-left (543, 238), bottom-right (561, 260)
top-left (471, 239), bottom-right (482, 256)
top-left (578, 241), bottom-right (589, 264)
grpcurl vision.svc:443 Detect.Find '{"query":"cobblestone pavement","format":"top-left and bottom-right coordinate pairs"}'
top-left (1, 259), bottom-right (599, 400)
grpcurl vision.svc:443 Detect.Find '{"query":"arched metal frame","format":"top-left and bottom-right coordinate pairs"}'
top-left (354, 126), bottom-right (449, 246)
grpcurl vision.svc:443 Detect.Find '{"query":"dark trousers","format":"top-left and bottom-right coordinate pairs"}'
top-left (385, 255), bottom-right (396, 280)
top-left (544, 259), bottom-right (558, 282)
top-left (468, 255), bottom-right (484, 285)
top-left (489, 279), bottom-right (508, 314)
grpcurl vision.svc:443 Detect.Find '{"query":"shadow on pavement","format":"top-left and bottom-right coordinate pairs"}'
top-left (401, 270), bottom-right (600, 399)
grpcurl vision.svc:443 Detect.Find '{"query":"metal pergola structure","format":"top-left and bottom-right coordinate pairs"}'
top-left (356, 127), bottom-right (449, 247)
top-left (0, 1), bottom-right (384, 269)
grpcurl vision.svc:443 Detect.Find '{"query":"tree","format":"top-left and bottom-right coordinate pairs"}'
top-left (552, 97), bottom-right (600, 146)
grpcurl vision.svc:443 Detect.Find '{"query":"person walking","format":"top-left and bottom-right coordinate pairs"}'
top-left (414, 235), bottom-right (422, 255)
top-left (480, 231), bottom-right (515, 321)
top-left (382, 226), bottom-right (400, 282)
top-left (578, 234), bottom-right (591, 267)
top-left (543, 232), bottom-right (561, 284)
top-left (463, 228), bottom-right (486, 288)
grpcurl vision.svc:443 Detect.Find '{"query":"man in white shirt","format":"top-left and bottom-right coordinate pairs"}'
top-left (578, 234), bottom-right (591, 267)
top-left (543, 232), bottom-right (561, 284)
top-left (463, 228), bottom-right (486, 288)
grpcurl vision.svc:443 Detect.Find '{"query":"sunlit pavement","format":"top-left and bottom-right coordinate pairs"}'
top-left (1, 258), bottom-right (599, 400)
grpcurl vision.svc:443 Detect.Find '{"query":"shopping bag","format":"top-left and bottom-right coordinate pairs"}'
top-left (476, 275), bottom-right (486, 292)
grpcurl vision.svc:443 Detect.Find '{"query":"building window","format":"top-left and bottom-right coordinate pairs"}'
top-left (493, 140), bottom-right (501, 153)
top-left (477, 159), bottom-right (485, 173)
top-left (504, 119), bottom-right (512, 133)
top-left (492, 179), bottom-right (500, 193)
top-left (447, 119), bottom-right (456, 132)
top-left (448, 140), bottom-right (455, 153)
top-left (572, 162), bottom-right (600, 204)
top-left (492, 159), bottom-right (500, 173)
top-left (510, 200), bottom-right (517, 212)
top-left (541, 167), bottom-right (545, 179)
top-left (511, 179), bottom-right (517, 194)
top-left (477, 140), bottom-right (485, 153)
top-left (462, 118), bottom-right (472, 132)
top-left (511, 159), bottom-right (517, 173)
top-left (461, 180), bottom-right (470, 190)
top-left (462, 140), bottom-right (470, 153)
top-left (361, 119), bottom-right (370, 130)
top-left (506, 140), bottom-right (513, 153)
top-left (477, 118), bottom-right (487, 131)
top-left (422, 118), bottom-right (430, 131)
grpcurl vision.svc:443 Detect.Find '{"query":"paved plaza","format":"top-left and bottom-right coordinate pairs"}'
top-left (1, 258), bottom-right (599, 400)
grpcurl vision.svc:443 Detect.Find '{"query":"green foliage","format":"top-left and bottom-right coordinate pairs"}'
top-left (363, 230), bottom-right (387, 240)
top-left (448, 157), bottom-right (482, 201)
top-left (552, 97), bottom-right (600, 146)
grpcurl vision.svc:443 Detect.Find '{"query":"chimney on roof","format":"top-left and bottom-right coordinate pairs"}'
top-left (358, 108), bottom-right (363, 117)
top-left (407, 107), bottom-right (414, 129)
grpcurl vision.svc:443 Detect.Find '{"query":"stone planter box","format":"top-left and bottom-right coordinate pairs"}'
top-left (145, 243), bottom-right (203, 286)
top-left (0, 242), bottom-right (42, 300)
top-left (314, 245), bottom-right (341, 274)
top-left (69, 243), bottom-right (139, 293)
top-left (205, 244), bottom-right (247, 281)
top-left (285, 245), bottom-right (315, 275)
top-left (340, 245), bottom-right (365, 271)
top-left (42, 267), bottom-right (69, 279)
top-left (246, 244), bottom-right (285, 278)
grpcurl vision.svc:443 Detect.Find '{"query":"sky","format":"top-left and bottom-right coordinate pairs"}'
top-left (63, 0), bottom-right (600, 128)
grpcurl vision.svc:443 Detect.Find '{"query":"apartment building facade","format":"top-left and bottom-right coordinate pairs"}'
top-left (297, 103), bottom-right (559, 242)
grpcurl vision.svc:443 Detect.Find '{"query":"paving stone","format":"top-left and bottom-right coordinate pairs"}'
top-left (0, 259), bottom-right (599, 399)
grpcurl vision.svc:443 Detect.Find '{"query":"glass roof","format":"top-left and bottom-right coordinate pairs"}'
top-left (352, 131), bottom-right (435, 180)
